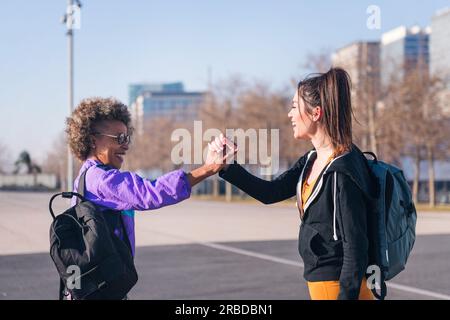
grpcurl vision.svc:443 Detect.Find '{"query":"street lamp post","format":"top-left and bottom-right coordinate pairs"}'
top-left (62, 0), bottom-right (81, 191)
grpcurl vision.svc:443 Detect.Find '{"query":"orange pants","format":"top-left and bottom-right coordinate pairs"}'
top-left (307, 278), bottom-right (374, 300)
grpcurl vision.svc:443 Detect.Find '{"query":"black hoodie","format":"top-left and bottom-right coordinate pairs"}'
top-left (219, 144), bottom-right (377, 300)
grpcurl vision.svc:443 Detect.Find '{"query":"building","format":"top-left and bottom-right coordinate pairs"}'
top-left (129, 82), bottom-right (205, 135)
top-left (430, 8), bottom-right (450, 80)
top-left (128, 82), bottom-right (184, 106)
top-left (430, 7), bottom-right (450, 115)
top-left (380, 25), bottom-right (430, 88)
top-left (332, 41), bottom-right (380, 94)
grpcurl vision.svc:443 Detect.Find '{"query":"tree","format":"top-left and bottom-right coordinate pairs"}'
top-left (331, 44), bottom-right (382, 155)
top-left (378, 68), bottom-right (450, 207)
top-left (13, 150), bottom-right (42, 188)
top-left (41, 133), bottom-right (82, 191)
top-left (303, 48), bottom-right (333, 74)
top-left (237, 81), bottom-right (310, 170)
top-left (199, 75), bottom-right (246, 199)
top-left (14, 151), bottom-right (41, 174)
top-left (421, 75), bottom-right (450, 207)
top-left (125, 116), bottom-right (182, 174)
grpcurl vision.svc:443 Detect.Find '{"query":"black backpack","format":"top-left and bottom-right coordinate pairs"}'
top-left (363, 152), bottom-right (417, 300)
top-left (49, 167), bottom-right (138, 300)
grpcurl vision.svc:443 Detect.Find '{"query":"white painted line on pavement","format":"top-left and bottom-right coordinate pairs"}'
top-left (200, 241), bottom-right (450, 300)
top-left (201, 241), bottom-right (304, 268)
top-left (386, 282), bottom-right (450, 300)
top-left (136, 226), bottom-right (450, 300)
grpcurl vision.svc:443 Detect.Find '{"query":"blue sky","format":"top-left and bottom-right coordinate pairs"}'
top-left (0, 0), bottom-right (448, 164)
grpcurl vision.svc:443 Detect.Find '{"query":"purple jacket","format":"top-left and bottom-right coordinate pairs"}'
top-left (71, 159), bottom-right (192, 256)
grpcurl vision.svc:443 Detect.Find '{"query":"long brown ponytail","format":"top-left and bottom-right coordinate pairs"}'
top-left (298, 67), bottom-right (353, 155)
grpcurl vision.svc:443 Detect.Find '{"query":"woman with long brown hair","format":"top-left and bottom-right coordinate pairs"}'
top-left (211, 67), bottom-right (377, 300)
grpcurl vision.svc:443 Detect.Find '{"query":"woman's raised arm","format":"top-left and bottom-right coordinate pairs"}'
top-left (219, 155), bottom-right (307, 204)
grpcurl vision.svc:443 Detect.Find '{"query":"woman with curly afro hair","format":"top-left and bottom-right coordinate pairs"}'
top-left (65, 97), bottom-right (236, 298)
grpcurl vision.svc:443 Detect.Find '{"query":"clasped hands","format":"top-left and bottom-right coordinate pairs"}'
top-left (205, 133), bottom-right (238, 174)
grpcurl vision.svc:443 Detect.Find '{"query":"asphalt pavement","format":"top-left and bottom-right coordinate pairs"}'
top-left (1, 191), bottom-right (450, 300)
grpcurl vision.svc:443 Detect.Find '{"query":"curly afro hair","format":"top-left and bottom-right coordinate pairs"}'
top-left (66, 97), bottom-right (134, 161)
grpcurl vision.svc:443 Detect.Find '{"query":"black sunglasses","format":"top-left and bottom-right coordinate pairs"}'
top-left (93, 132), bottom-right (131, 145)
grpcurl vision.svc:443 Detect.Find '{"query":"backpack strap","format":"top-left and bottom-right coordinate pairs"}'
top-left (77, 163), bottom-right (111, 199)
top-left (118, 214), bottom-right (133, 256)
top-left (59, 278), bottom-right (64, 300)
top-left (59, 278), bottom-right (72, 300)
top-left (76, 168), bottom-right (88, 205)
top-left (371, 276), bottom-right (387, 300)
top-left (77, 162), bottom-right (113, 202)
top-left (55, 168), bottom-right (88, 300)
top-left (363, 151), bottom-right (378, 163)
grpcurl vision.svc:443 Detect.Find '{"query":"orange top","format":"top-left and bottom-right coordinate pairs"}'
top-left (301, 155), bottom-right (334, 208)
